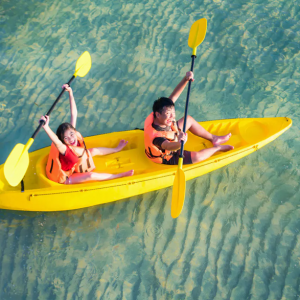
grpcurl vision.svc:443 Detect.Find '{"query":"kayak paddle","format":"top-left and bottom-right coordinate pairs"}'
top-left (171, 19), bottom-right (207, 218)
top-left (4, 51), bottom-right (92, 187)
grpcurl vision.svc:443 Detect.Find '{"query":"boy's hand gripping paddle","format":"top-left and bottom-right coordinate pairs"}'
top-left (171, 19), bottom-right (207, 218)
top-left (4, 51), bottom-right (92, 187)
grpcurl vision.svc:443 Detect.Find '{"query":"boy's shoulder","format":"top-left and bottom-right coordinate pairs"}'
top-left (144, 113), bottom-right (154, 128)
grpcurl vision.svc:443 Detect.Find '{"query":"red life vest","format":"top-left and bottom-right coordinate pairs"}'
top-left (144, 113), bottom-right (178, 164)
top-left (46, 132), bottom-right (95, 183)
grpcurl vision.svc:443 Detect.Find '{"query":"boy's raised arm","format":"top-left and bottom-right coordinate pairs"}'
top-left (168, 71), bottom-right (194, 103)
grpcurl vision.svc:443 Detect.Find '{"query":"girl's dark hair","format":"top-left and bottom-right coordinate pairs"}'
top-left (152, 97), bottom-right (174, 118)
top-left (56, 123), bottom-right (76, 144)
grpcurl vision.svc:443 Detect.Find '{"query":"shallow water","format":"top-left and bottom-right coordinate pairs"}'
top-left (0, 0), bottom-right (300, 299)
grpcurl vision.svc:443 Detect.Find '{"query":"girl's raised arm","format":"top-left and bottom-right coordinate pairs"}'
top-left (40, 115), bottom-right (67, 155)
top-left (62, 84), bottom-right (77, 128)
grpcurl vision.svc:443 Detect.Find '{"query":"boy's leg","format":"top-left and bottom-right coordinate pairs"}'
top-left (190, 145), bottom-right (234, 164)
top-left (164, 146), bottom-right (234, 165)
top-left (177, 115), bottom-right (231, 145)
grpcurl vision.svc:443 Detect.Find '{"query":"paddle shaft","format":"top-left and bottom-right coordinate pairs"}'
top-left (31, 75), bottom-right (75, 139)
top-left (179, 55), bottom-right (195, 157)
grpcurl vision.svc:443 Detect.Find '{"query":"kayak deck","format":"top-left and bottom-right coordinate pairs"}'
top-left (0, 117), bottom-right (292, 211)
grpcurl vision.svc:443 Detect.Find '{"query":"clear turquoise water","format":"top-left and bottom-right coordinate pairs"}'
top-left (0, 0), bottom-right (300, 299)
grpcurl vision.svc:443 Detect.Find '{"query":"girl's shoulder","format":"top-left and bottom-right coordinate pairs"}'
top-left (75, 130), bottom-right (83, 139)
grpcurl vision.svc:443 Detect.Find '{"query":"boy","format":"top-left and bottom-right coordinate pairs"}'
top-left (144, 71), bottom-right (234, 165)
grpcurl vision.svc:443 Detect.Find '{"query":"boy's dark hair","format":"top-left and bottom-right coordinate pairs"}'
top-left (56, 123), bottom-right (76, 144)
top-left (153, 97), bottom-right (174, 118)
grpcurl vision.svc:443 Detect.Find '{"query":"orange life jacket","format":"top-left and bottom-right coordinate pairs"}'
top-left (144, 113), bottom-right (178, 164)
top-left (46, 132), bottom-right (95, 184)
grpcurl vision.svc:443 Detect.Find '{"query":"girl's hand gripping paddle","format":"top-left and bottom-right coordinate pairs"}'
top-left (4, 51), bottom-right (92, 187)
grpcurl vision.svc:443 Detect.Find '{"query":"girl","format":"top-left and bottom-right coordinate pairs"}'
top-left (40, 84), bottom-right (134, 184)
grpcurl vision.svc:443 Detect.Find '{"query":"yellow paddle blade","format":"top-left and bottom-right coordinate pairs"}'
top-left (74, 51), bottom-right (92, 78)
top-left (171, 163), bottom-right (186, 218)
top-left (188, 18), bottom-right (207, 56)
top-left (4, 138), bottom-right (34, 186)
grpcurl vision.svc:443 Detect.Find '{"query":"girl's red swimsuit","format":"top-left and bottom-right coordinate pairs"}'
top-left (59, 143), bottom-right (79, 171)
top-left (46, 132), bottom-right (95, 184)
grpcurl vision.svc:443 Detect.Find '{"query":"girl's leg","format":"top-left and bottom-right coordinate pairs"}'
top-left (89, 147), bottom-right (117, 156)
top-left (89, 140), bottom-right (128, 157)
top-left (177, 115), bottom-right (231, 145)
top-left (190, 145), bottom-right (234, 164)
top-left (65, 170), bottom-right (134, 184)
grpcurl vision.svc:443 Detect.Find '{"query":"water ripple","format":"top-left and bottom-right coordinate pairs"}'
top-left (1, 0), bottom-right (300, 298)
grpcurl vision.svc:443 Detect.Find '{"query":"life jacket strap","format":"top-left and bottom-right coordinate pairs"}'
top-left (145, 147), bottom-right (173, 160)
top-left (145, 147), bottom-right (162, 159)
top-left (50, 159), bottom-right (54, 173)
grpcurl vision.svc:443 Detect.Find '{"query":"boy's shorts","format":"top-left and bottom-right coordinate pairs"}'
top-left (163, 150), bottom-right (192, 165)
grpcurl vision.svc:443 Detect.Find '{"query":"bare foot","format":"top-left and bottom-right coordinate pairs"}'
top-left (218, 145), bottom-right (234, 151)
top-left (120, 169), bottom-right (134, 177)
top-left (212, 133), bottom-right (231, 146)
top-left (116, 139), bottom-right (128, 152)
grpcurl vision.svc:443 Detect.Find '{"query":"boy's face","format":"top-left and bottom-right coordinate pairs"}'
top-left (155, 106), bottom-right (176, 127)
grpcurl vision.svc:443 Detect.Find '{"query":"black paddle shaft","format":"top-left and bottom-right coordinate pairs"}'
top-left (31, 75), bottom-right (75, 139)
top-left (179, 55), bottom-right (195, 158)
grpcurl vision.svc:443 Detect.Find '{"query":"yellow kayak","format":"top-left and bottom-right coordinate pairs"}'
top-left (0, 117), bottom-right (292, 211)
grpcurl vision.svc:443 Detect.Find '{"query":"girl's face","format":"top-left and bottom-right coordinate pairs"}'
top-left (63, 128), bottom-right (77, 146)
